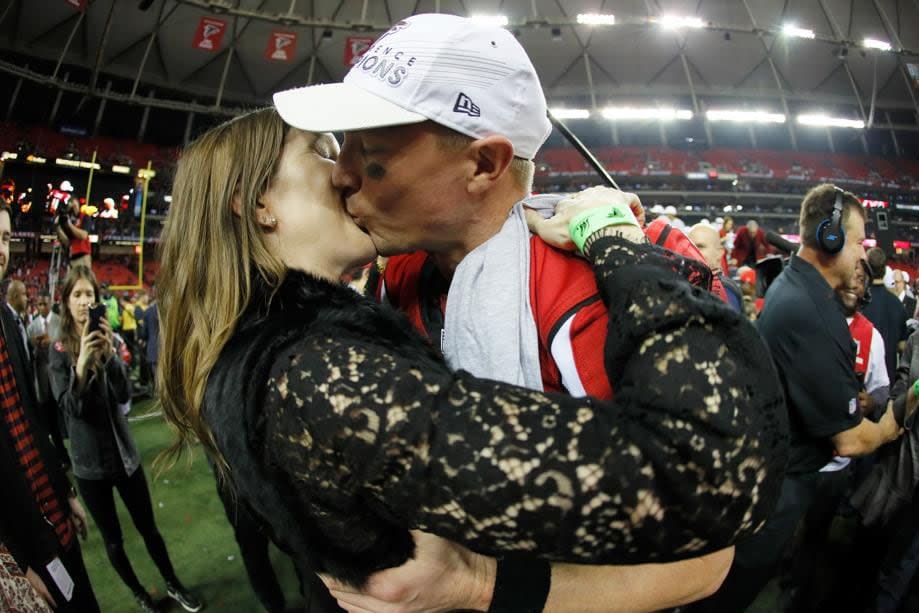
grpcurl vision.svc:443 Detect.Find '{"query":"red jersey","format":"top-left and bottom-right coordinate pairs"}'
top-left (378, 224), bottom-right (730, 401)
top-left (69, 213), bottom-right (91, 258)
top-left (378, 236), bottom-right (616, 400)
top-left (849, 312), bottom-right (874, 379)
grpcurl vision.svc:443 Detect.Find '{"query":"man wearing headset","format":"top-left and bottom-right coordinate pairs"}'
top-left (689, 184), bottom-right (914, 612)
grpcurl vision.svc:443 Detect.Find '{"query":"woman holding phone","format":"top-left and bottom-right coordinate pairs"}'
top-left (49, 266), bottom-right (202, 613)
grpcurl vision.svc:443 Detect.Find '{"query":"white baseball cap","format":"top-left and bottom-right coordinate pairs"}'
top-left (273, 13), bottom-right (551, 160)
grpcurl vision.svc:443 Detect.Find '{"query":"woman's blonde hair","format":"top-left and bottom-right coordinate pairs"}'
top-left (156, 107), bottom-right (289, 476)
top-left (58, 265), bottom-right (100, 358)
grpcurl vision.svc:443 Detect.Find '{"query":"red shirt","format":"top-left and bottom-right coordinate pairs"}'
top-left (378, 236), bottom-right (613, 400)
top-left (69, 214), bottom-right (91, 259)
top-left (378, 224), bottom-right (728, 400)
top-left (849, 312), bottom-right (874, 379)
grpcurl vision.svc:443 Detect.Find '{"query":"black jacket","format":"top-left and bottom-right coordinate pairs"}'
top-left (204, 237), bottom-right (788, 590)
top-left (862, 280), bottom-right (909, 382)
top-left (48, 336), bottom-right (137, 480)
top-left (0, 303), bottom-right (73, 571)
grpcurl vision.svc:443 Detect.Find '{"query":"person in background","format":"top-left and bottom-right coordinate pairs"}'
top-left (689, 223), bottom-right (742, 312)
top-left (140, 289), bottom-right (158, 393)
top-left (863, 248), bottom-right (909, 383)
top-left (690, 184), bottom-right (910, 613)
top-left (0, 204), bottom-right (100, 612)
top-left (785, 260), bottom-right (888, 612)
top-left (119, 292), bottom-right (137, 373)
top-left (49, 267), bottom-right (201, 613)
top-left (736, 265), bottom-right (760, 320)
top-left (719, 215), bottom-right (736, 257)
top-left (99, 198), bottom-right (118, 219)
top-left (5, 280), bottom-right (30, 354)
top-left (663, 204), bottom-right (686, 230)
top-left (56, 197), bottom-right (91, 268)
top-left (100, 283), bottom-right (121, 333)
top-left (27, 292), bottom-right (68, 468)
top-left (133, 290), bottom-right (151, 392)
top-left (732, 219), bottom-right (770, 267)
top-left (855, 325), bottom-right (919, 613)
top-left (893, 270), bottom-right (916, 319)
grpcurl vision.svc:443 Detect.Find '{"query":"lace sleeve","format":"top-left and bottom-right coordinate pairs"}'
top-left (263, 256), bottom-right (786, 574)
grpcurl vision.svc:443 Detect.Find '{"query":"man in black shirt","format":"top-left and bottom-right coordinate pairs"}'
top-left (862, 247), bottom-right (909, 382)
top-left (0, 204), bottom-right (100, 612)
top-left (893, 269), bottom-right (917, 319)
top-left (690, 184), bottom-right (912, 613)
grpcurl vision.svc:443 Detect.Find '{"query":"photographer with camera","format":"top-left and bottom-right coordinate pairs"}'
top-left (48, 266), bottom-right (201, 613)
top-left (55, 196), bottom-right (91, 268)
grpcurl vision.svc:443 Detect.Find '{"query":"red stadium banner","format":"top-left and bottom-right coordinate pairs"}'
top-left (192, 17), bottom-right (227, 52)
top-left (265, 31), bottom-right (298, 62)
top-left (344, 36), bottom-right (375, 66)
top-left (64, 0), bottom-right (86, 9)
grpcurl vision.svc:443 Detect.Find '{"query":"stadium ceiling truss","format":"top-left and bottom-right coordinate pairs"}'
top-left (1, 0), bottom-right (918, 147)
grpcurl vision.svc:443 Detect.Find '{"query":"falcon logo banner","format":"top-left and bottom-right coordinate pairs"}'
top-left (265, 32), bottom-right (298, 62)
top-left (193, 18), bottom-right (227, 52)
top-left (344, 36), bottom-right (375, 66)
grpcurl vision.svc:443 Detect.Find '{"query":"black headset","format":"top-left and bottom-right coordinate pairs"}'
top-left (816, 187), bottom-right (846, 254)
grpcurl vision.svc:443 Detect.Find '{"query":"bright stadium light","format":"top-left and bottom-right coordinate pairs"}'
top-left (782, 24), bottom-right (815, 39)
top-left (577, 13), bottom-right (616, 26)
top-left (469, 14), bottom-right (509, 27)
top-left (602, 106), bottom-right (694, 121)
top-left (706, 109), bottom-right (786, 124)
top-left (797, 113), bottom-right (865, 129)
top-left (658, 15), bottom-right (705, 29)
top-left (863, 38), bottom-right (892, 51)
top-left (549, 107), bottom-right (591, 119)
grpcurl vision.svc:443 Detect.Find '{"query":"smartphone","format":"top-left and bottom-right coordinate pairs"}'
top-left (88, 304), bottom-right (107, 333)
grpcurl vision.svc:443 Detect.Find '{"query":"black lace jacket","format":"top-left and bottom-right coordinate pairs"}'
top-left (204, 236), bottom-right (787, 588)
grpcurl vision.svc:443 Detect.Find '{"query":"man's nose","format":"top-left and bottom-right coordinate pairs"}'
top-left (331, 158), bottom-right (360, 201)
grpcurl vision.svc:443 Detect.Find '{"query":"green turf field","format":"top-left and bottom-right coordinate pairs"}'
top-left (77, 400), bottom-right (302, 612)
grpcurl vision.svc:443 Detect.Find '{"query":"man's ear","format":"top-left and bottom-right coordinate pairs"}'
top-left (466, 135), bottom-right (515, 195)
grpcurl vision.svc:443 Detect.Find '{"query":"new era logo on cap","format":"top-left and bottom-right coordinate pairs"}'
top-left (453, 93), bottom-right (481, 117)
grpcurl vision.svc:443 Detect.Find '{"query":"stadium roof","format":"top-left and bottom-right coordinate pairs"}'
top-left (1, 0), bottom-right (917, 133)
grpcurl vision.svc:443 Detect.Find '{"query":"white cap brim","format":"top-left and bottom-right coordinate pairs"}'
top-left (273, 83), bottom-right (427, 133)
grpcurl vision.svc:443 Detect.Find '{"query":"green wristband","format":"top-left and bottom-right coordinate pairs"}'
top-left (569, 203), bottom-right (640, 253)
top-left (913, 379), bottom-right (919, 397)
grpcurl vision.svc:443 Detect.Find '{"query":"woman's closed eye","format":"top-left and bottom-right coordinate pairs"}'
top-left (312, 134), bottom-right (340, 161)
